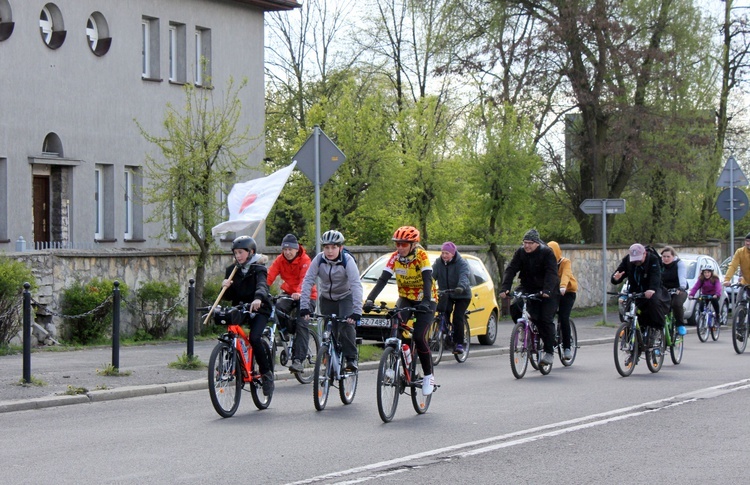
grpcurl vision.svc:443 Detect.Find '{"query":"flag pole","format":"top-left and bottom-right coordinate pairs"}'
top-left (202, 219), bottom-right (266, 326)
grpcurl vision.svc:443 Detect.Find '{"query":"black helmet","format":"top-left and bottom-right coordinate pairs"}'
top-left (320, 230), bottom-right (345, 245)
top-left (231, 236), bottom-right (256, 253)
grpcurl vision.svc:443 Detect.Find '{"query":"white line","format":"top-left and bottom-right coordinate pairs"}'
top-left (287, 378), bottom-right (750, 485)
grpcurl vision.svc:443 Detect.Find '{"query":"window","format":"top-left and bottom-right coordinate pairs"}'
top-left (194, 27), bottom-right (211, 86)
top-left (142, 16), bottom-right (159, 80)
top-left (0, 0), bottom-right (14, 42)
top-left (39, 3), bottom-right (65, 49)
top-left (123, 167), bottom-right (143, 241)
top-left (86, 12), bottom-right (111, 56)
top-left (94, 165), bottom-right (114, 241)
top-left (94, 168), bottom-right (103, 239)
top-left (168, 22), bottom-right (186, 83)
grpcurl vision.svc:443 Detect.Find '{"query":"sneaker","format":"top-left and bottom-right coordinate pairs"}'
top-left (289, 359), bottom-right (304, 373)
top-left (453, 343), bottom-right (464, 355)
top-left (677, 326), bottom-right (687, 336)
top-left (262, 372), bottom-right (274, 396)
top-left (541, 352), bottom-right (554, 365)
top-left (345, 358), bottom-right (358, 372)
top-left (624, 355), bottom-right (633, 367)
top-left (422, 374), bottom-right (434, 396)
top-left (563, 348), bottom-right (573, 361)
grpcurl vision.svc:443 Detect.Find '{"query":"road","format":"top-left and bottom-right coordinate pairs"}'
top-left (2, 337), bottom-right (749, 484)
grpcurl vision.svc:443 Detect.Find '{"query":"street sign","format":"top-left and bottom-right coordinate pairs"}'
top-left (717, 156), bottom-right (749, 187)
top-left (293, 129), bottom-right (346, 185)
top-left (716, 188), bottom-right (750, 221)
top-left (579, 198), bottom-right (626, 215)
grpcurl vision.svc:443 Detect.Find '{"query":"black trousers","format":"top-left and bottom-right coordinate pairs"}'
top-left (510, 294), bottom-right (558, 354)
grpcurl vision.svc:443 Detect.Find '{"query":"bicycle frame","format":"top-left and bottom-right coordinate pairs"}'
top-left (516, 294), bottom-right (543, 359)
top-left (214, 316), bottom-right (256, 382)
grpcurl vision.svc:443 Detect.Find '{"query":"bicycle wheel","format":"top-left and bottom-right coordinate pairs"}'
top-left (208, 342), bottom-right (242, 418)
top-left (377, 346), bottom-right (401, 423)
top-left (313, 344), bottom-right (331, 411)
top-left (732, 305), bottom-right (748, 354)
top-left (711, 313), bottom-right (721, 341)
top-left (339, 351), bottom-right (358, 405)
top-left (295, 330), bottom-right (321, 385)
top-left (614, 322), bottom-right (637, 377)
top-left (696, 311), bottom-right (709, 343)
top-left (509, 322), bottom-right (529, 379)
top-left (454, 320), bottom-right (471, 363)
top-left (645, 327), bottom-right (665, 373)
top-left (557, 319), bottom-right (578, 367)
top-left (250, 338), bottom-right (273, 410)
top-left (428, 317), bottom-right (444, 366)
top-left (409, 354), bottom-right (431, 415)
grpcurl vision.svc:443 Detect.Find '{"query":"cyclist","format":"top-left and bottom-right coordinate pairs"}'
top-left (364, 226), bottom-right (438, 396)
top-left (547, 241), bottom-right (577, 361)
top-left (221, 236), bottom-right (274, 396)
top-left (689, 266), bottom-right (722, 324)
top-left (299, 230), bottom-right (362, 372)
top-left (499, 229), bottom-right (559, 365)
top-left (611, 243), bottom-right (671, 334)
top-left (724, 233), bottom-right (750, 296)
top-left (660, 246), bottom-right (688, 335)
top-left (267, 233), bottom-right (317, 374)
top-left (431, 241), bottom-right (472, 354)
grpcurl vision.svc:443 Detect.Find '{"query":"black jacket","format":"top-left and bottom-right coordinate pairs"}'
top-left (432, 251), bottom-right (472, 300)
top-left (611, 252), bottom-right (662, 293)
top-left (501, 244), bottom-right (559, 296)
top-left (223, 256), bottom-right (272, 316)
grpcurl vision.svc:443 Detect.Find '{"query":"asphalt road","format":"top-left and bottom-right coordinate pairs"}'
top-left (1, 332), bottom-right (748, 484)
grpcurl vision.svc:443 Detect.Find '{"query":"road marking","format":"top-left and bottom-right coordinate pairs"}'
top-left (287, 378), bottom-right (750, 485)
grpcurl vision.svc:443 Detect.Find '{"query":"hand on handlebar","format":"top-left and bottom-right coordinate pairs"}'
top-left (363, 300), bottom-right (375, 313)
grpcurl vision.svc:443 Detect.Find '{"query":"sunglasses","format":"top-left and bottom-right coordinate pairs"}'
top-left (395, 242), bottom-right (411, 248)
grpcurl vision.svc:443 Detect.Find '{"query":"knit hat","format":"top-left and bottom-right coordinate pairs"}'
top-left (441, 241), bottom-right (457, 255)
top-left (522, 229), bottom-right (543, 244)
top-left (745, 232), bottom-right (750, 240)
top-left (281, 234), bottom-right (299, 249)
top-left (629, 243), bottom-right (646, 262)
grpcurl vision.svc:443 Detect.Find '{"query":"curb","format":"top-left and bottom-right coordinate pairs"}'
top-left (0, 338), bottom-right (614, 414)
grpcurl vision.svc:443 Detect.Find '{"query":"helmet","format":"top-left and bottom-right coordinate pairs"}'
top-left (320, 230), bottom-right (345, 245)
top-left (700, 265), bottom-right (714, 273)
top-left (392, 226), bottom-right (420, 243)
top-left (231, 236), bottom-right (257, 253)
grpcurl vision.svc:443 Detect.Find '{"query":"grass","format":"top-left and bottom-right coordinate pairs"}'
top-left (16, 375), bottom-right (46, 387)
top-left (359, 344), bottom-right (383, 362)
top-left (168, 352), bottom-right (207, 370)
top-left (96, 364), bottom-right (132, 376)
top-left (62, 385), bottom-right (88, 395)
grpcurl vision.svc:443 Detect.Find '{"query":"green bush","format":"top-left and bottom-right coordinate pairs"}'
top-left (133, 280), bottom-right (186, 340)
top-left (0, 257), bottom-right (36, 346)
top-left (61, 279), bottom-right (128, 345)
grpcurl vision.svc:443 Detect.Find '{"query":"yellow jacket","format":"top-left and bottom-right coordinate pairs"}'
top-left (548, 241), bottom-right (578, 294)
top-left (725, 246), bottom-right (750, 285)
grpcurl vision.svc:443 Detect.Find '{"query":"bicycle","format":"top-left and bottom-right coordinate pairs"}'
top-left (372, 303), bottom-right (436, 423)
top-left (428, 290), bottom-right (482, 365)
top-left (508, 292), bottom-right (555, 378)
top-left (202, 303), bottom-right (273, 418)
top-left (693, 294), bottom-right (721, 343)
top-left (551, 315), bottom-right (578, 366)
top-left (663, 290), bottom-right (685, 364)
top-left (311, 313), bottom-right (361, 411)
top-left (730, 283), bottom-right (750, 354)
top-left (264, 296), bottom-right (321, 384)
top-left (611, 291), bottom-right (665, 377)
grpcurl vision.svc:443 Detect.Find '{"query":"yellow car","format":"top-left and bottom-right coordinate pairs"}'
top-left (358, 250), bottom-right (500, 346)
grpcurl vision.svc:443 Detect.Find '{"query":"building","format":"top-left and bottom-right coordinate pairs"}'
top-left (0, 0), bottom-right (300, 251)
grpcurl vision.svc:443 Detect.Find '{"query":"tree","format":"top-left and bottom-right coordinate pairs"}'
top-left (137, 78), bottom-right (257, 305)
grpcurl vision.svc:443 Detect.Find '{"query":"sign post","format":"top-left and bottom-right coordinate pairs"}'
top-left (580, 198), bottom-right (626, 325)
top-left (293, 126), bottom-right (346, 252)
top-left (716, 155), bottom-right (749, 256)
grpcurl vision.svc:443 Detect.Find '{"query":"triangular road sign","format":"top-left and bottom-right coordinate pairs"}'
top-left (717, 156), bottom-right (749, 187)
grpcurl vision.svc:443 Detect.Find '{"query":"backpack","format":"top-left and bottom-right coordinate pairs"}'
top-left (318, 247), bottom-right (356, 269)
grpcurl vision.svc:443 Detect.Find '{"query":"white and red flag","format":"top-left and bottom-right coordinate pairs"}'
top-left (211, 161), bottom-right (296, 236)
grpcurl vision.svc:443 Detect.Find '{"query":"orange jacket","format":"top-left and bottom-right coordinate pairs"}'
top-left (548, 241), bottom-right (579, 294)
top-left (267, 245), bottom-right (317, 300)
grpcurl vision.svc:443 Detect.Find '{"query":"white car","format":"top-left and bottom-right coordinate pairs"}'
top-left (720, 256), bottom-right (741, 313)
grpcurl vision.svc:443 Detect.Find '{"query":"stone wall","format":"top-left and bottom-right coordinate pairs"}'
top-left (3, 242), bottom-right (722, 336)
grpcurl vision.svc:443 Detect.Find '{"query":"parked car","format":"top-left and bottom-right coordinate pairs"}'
top-left (720, 256), bottom-right (741, 312)
top-left (617, 253), bottom-right (730, 325)
top-left (358, 251), bottom-right (500, 344)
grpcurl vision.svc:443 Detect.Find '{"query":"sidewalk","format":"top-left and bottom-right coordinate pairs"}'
top-left (0, 315), bottom-right (617, 413)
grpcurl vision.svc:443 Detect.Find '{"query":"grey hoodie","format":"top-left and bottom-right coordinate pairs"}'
top-left (300, 250), bottom-right (363, 314)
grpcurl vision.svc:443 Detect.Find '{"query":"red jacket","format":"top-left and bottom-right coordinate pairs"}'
top-left (267, 245), bottom-right (317, 300)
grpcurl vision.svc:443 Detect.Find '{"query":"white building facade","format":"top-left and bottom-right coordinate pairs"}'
top-left (0, 0), bottom-right (299, 251)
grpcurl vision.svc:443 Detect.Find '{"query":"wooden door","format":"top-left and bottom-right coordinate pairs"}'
top-left (33, 176), bottom-right (50, 243)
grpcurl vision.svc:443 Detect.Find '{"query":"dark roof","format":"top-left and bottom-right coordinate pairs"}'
top-left (232, 0), bottom-right (302, 11)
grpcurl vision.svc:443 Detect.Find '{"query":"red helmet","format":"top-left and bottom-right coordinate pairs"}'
top-left (392, 226), bottom-right (420, 243)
